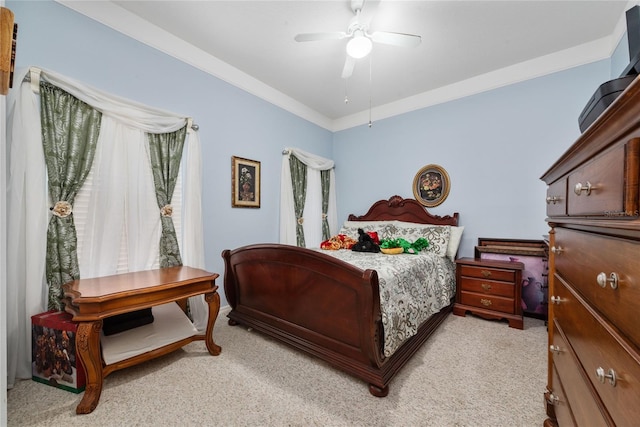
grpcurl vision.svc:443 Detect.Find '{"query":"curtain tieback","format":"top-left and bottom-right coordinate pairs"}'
top-left (297, 217), bottom-right (304, 225)
top-left (160, 204), bottom-right (173, 217)
top-left (51, 201), bottom-right (72, 218)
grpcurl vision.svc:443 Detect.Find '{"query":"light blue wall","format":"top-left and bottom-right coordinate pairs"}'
top-left (333, 60), bottom-right (611, 258)
top-left (611, 30), bottom-right (630, 78)
top-left (7, 0), bottom-right (333, 305)
top-left (6, 0), bottom-right (620, 301)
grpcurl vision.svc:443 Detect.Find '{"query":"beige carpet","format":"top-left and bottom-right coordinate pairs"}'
top-left (7, 309), bottom-right (548, 426)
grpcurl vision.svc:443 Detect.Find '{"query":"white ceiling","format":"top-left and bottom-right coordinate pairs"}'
top-left (60, 1), bottom-right (631, 130)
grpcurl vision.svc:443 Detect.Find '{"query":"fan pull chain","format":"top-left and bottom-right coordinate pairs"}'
top-left (368, 54), bottom-right (373, 128)
top-left (344, 78), bottom-right (349, 104)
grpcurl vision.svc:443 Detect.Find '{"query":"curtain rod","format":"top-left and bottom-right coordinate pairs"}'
top-left (282, 149), bottom-right (290, 155)
top-left (22, 72), bottom-right (200, 131)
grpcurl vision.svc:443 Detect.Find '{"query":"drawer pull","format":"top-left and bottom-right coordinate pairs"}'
top-left (480, 298), bottom-right (492, 307)
top-left (549, 345), bottom-right (563, 354)
top-left (595, 367), bottom-right (617, 387)
top-left (546, 195), bottom-right (560, 204)
top-left (480, 270), bottom-right (491, 278)
top-left (550, 296), bottom-right (561, 304)
top-left (550, 246), bottom-right (563, 255)
top-left (596, 272), bottom-right (619, 290)
top-left (547, 393), bottom-right (560, 405)
top-left (481, 283), bottom-right (492, 291)
top-left (574, 181), bottom-right (592, 196)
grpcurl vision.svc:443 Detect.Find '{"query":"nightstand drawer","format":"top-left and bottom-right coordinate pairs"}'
top-left (458, 265), bottom-right (515, 282)
top-left (458, 277), bottom-right (515, 298)
top-left (460, 291), bottom-right (515, 314)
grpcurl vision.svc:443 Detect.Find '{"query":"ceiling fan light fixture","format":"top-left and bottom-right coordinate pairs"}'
top-left (346, 32), bottom-right (372, 59)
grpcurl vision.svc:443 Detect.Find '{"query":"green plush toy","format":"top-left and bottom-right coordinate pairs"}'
top-left (379, 237), bottom-right (429, 254)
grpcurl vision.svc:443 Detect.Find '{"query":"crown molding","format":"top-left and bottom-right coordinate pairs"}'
top-left (332, 35), bottom-right (617, 131)
top-left (55, 0), bottom-right (334, 130)
top-left (57, 0), bottom-right (628, 133)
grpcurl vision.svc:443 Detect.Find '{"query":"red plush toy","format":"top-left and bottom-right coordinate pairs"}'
top-left (320, 234), bottom-right (357, 250)
top-left (366, 231), bottom-right (380, 245)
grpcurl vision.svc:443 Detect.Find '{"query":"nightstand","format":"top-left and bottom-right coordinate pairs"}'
top-left (453, 257), bottom-right (524, 329)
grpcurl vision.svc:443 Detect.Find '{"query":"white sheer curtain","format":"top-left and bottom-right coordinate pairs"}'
top-left (76, 119), bottom-right (161, 277)
top-left (6, 68), bottom-right (49, 387)
top-left (6, 67), bottom-right (208, 387)
top-left (279, 147), bottom-right (337, 247)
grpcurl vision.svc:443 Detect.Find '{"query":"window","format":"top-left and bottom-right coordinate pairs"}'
top-left (73, 130), bottom-right (184, 279)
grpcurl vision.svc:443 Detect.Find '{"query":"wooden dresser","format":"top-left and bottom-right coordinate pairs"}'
top-left (540, 77), bottom-right (640, 426)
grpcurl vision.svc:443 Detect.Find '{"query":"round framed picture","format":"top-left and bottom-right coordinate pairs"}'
top-left (412, 164), bottom-right (450, 207)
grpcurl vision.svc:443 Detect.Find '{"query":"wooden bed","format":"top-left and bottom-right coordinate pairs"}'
top-left (222, 195), bottom-right (459, 396)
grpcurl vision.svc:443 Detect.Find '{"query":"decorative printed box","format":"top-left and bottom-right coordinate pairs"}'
top-left (31, 310), bottom-right (86, 393)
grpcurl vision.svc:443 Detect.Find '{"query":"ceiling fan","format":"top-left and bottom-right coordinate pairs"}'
top-left (294, 0), bottom-right (421, 79)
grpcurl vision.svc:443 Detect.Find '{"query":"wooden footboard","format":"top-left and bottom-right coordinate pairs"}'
top-left (222, 243), bottom-right (453, 396)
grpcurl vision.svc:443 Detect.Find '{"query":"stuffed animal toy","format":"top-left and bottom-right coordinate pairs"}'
top-left (351, 228), bottom-right (381, 253)
top-left (380, 237), bottom-right (429, 254)
top-left (320, 234), bottom-right (357, 250)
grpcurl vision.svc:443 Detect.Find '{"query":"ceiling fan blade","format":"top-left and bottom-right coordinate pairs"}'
top-left (370, 31), bottom-right (421, 47)
top-left (294, 32), bottom-right (347, 42)
top-left (341, 55), bottom-right (355, 79)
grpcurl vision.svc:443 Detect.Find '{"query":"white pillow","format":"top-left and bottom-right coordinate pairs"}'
top-left (447, 226), bottom-right (465, 261)
top-left (338, 220), bottom-right (397, 240)
top-left (341, 220), bottom-right (398, 228)
top-left (386, 222), bottom-right (451, 257)
top-left (391, 221), bottom-right (463, 260)
top-left (339, 220), bottom-right (462, 259)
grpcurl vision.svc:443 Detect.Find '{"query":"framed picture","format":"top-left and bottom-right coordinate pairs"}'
top-left (231, 156), bottom-right (260, 208)
top-left (475, 238), bottom-right (549, 320)
top-left (412, 164), bottom-right (450, 207)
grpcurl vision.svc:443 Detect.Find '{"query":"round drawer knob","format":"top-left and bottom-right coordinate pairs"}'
top-left (546, 196), bottom-right (560, 204)
top-left (549, 345), bottom-right (562, 354)
top-left (596, 272), bottom-right (619, 289)
top-left (574, 181), bottom-right (592, 196)
top-left (550, 296), bottom-right (561, 304)
top-left (551, 246), bottom-right (563, 255)
top-left (596, 367), bottom-right (617, 387)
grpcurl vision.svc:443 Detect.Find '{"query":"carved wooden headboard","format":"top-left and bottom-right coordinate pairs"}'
top-left (348, 195), bottom-right (458, 226)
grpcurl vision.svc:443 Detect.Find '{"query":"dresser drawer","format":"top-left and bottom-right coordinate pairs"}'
top-left (458, 277), bottom-right (514, 298)
top-left (549, 365), bottom-right (577, 427)
top-left (460, 291), bottom-right (515, 314)
top-left (554, 228), bottom-right (640, 349)
top-left (567, 141), bottom-right (639, 217)
top-left (553, 277), bottom-right (640, 427)
top-left (458, 265), bottom-right (515, 282)
top-left (551, 321), bottom-right (612, 426)
top-left (546, 178), bottom-right (567, 217)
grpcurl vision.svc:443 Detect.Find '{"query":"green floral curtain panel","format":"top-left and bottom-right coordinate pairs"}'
top-left (40, 82), bottom-right (102, 310)
top-left (147, 126), bottom-right (187, 268)
top-left (320, 169), bottom-right (330, 241)
top-left (289, 155), bottom-right (307, 247)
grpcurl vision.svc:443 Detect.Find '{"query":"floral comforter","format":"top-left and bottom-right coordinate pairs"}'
top-left (318, 249), bottom-right (456, 357)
